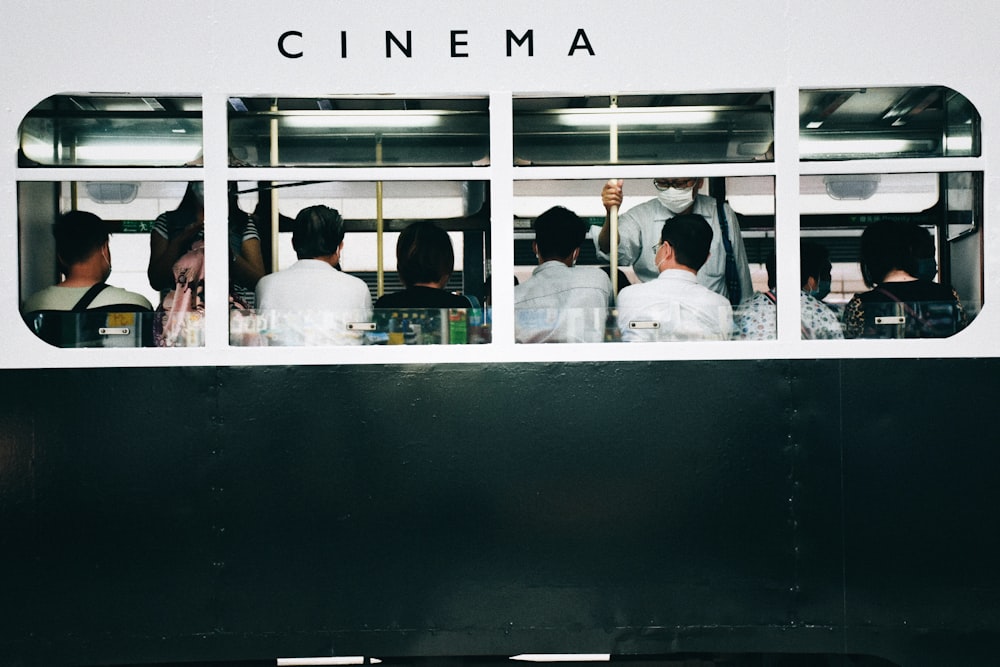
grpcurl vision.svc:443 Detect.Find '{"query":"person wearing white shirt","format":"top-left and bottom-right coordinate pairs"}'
top-left (255, 205), bottom-right (373, 346)
top-left (616, 214), bottom-right (733, 342)
top-left (515, 206), bottom-right (614, 343)
top-left (594, 178), bottom-right (753, 304)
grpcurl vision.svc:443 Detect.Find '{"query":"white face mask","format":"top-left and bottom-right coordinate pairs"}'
top-left (657, 186), bottom-right (695, 214)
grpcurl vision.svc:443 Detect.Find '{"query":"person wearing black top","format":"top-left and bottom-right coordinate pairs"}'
top-left (843, 220), bottom-right (967, 338)
top-left (375, 221), bottom-right (474, 310)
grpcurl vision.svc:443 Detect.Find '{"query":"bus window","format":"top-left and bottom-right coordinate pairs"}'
top-left (18, 180), bottom-right (192, 348)
top-left (227, 97), bottom-right (490, 168)
top-left (19, 95), bottom-right (202, 167)
top-left (799, 172), bottom-right (982, 339)
top-left (514, 177), bottom-right (774, 343)
top-left (229, 180), bottom-right (490, 346)
top-left (513, 93), bottom-right (774, 166)
top-left (799, 86), bottom-right (980, 160)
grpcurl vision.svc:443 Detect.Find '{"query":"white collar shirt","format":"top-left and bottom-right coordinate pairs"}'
top-left (514, 260), bottom-right (614, 343)
top-left (616, 269), bottom-right (733, 342)
top-left (255, 259), bottom-right (373, 346)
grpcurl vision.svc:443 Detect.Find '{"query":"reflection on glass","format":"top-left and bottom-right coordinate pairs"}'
top-left (227, 97), bottom-right (490, 167)
top-left (229, 308), bottom-right (491, 346)
top-left (799, 86), bottom-right (980, 160)
top-left (23, 311), bottom-right (203, 348)
top-left (19, 95), bottom-right (203, 167)
top-left (513, 93), bottom-right (774, 166)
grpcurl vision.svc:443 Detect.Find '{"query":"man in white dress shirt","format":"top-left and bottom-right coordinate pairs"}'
top-left (255, 205), bottom-right (372, 346)
top-left (515, 206), bottom-right (614, 343)
top-left (616, 214), bottom-right (733, 342)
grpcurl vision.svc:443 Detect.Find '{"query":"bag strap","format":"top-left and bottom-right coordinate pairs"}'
top-left (71, 282), bottom-right (108, 312)
top-left (715, 197), bottom-right (742, 306)
top-left (874, 285), bottom-right (933, 329)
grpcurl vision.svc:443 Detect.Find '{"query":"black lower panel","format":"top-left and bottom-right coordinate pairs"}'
top-left (0, 359), bottom-right (997, 667)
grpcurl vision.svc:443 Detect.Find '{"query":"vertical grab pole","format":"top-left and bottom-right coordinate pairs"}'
top-left (269, 101), bottom-right (280, 272)
top-left (609, 95), bottom-right (619, 297)
top-left (376, 135), bottom-right (385, 298)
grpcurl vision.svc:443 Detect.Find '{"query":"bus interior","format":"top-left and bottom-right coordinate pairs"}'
top-left (16, 87), bottom-right (983, 347)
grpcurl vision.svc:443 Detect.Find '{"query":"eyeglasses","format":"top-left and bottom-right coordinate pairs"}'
top-left (653, 178), bottom-right (698, 191)
top-left (651, 241), bottom-right (666, 253)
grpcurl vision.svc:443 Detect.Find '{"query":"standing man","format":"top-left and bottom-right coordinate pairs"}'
top-left (596, 178), bottom-right (752, 304)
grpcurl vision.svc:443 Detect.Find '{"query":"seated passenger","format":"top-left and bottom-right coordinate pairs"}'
top-left (255, 205), bottom-right (372, 345)
top-left (616, 214), bottom-right (733, 342)
top-left (24, 211), bottom-right (152, 313)
top-left (843, 220), bottom-right (967, 338)
top-left (514, 206), bottom-right (614, 343)
top-left (374, 221), bottom-right (476, 309)
top-left (733, 242), bottom-right (844, 340)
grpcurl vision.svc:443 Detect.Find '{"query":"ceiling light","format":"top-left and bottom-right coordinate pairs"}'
top-left (555, 108), bottom-right (716, 128)
top-left (824, 174), bottom-right (881, 200)
top-left (74, 141), bottom-right (202, 164)
top-left (281, 111), bottom-right (444, 129)
top-left (799, 138), bottom-right (924, 157)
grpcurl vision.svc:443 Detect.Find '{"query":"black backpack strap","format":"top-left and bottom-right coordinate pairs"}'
top-left (71, 283), bottom-right (108, 312)
top-left (716, 197), bottom-right (742, 306)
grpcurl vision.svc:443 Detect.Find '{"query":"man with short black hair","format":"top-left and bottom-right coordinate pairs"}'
top-left (515, 206), bottom-right (614, 343)
top-left (24, 210), bottom-right (152, 313)
top-left (255, 205), bottom-right (372, 345)
top-left (616, 214), bottom-right (733, 341)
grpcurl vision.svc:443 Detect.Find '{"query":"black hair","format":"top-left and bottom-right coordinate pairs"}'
top-left (909, 224), bottom-right (935, 260)
top-left (660, 214), bottom-right (713, 271)
top-left (175, 181), bottom-right (203, 217)
top-left (396, 221), bottom-right (454, 287)
top-left (765, 242), bottom-right (832, 291)
top-left (292, 205), bottom-right (345, 259)
top-left (800, 241), bottom-right (832, 287)
top-left (764, 251), bottom-right (777, 291)
top-left (533, 206), bottom-right (587, 260)
top-left (858, 219), bottom-right (921, 287)
top-left (53, 210), bottom-right (108, 269)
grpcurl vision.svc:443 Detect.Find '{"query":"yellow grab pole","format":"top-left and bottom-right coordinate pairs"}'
top-left (269, 102), bottom-right (280, 272)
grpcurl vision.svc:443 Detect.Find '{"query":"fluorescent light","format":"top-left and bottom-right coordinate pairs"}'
top-left (945, 135), bottom-right (973, 152)
top-left (73, 141), bottom-right (202, 163)
top-left (281, 112), bottom-right (444, 129)
top-left (805, 121), bottom-right (823, 129)
top-left (555, 109), bottom-right (716, 128)
top-left (277, 658), bottom-right (382, 666)
top-left (510, 655), bottom-right (610, 662)
top-left (799, 138), bottom-right (921, 157)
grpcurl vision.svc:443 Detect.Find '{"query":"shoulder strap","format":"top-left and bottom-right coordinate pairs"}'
top-left (715, 197), bottom-right (742, 306)
top-left (71, 283), bottom-right (108, 312)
